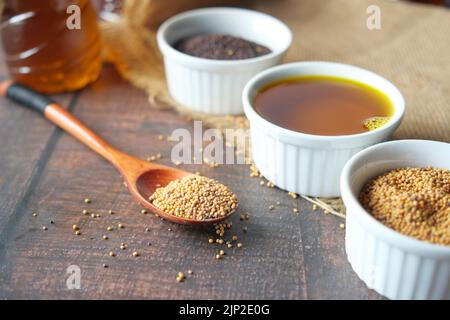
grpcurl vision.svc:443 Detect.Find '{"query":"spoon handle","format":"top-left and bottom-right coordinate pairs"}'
top-left (0, 81), bottom-right (123, 166)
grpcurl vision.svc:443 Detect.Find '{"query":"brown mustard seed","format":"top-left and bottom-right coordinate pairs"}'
top-left (75, 230), bottom-right (81, 236)
top-left (102, 235), bottom-right (108, 240)
top-left (42, 226), bottom-right (48, 231)
top-left (141, 209), bottom-right (147, 214)
top-left (237, 243), bottom-right (243, 248)
top-left (118, 223), bottom-right (124, 229)
top-left (72, 224), bottom-right (79, 231)
top-left (360, 167), bottom-right (450, 246)
top-left (208, 238), bottom-right (214, 244)
top-left (84, 198), bottom-right (91, 204)
top-left (149, 176), bottom-right (237, 221)
top-left (82, 209), bottom-right (89, 215)
top-left (175, 34), bottom-right (271, 60)
top-left (32, 212), bottom-right (38, 217)
top-left (107, 226), bottom-right (113, 231)
top-left (132, 251), bottom-right (140, 257)
top-left (108, 209), bottom-right (114, 215)
top-left (109, 251), bottom-right (116, 257)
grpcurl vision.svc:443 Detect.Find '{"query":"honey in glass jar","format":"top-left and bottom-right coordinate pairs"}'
top-left (1, 0), bottom-right (102, 93)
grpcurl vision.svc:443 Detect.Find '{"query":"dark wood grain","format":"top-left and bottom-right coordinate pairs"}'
top-left (0, 52), bottom-right (76, 253)
top-left (0, 63), bottom-right (383, 299)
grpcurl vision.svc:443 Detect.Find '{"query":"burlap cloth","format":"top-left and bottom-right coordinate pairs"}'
top-left (101, 0), bottom-right (450, 143)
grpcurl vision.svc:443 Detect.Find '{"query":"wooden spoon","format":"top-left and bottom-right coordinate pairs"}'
top-left (0, 81), bottom-right (237, 225)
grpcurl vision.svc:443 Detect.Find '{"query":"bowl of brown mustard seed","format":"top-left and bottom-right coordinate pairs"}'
top-left (340, 139), bottom-right (450, 300)
top-left (157, 7), bottom-right (292, 115)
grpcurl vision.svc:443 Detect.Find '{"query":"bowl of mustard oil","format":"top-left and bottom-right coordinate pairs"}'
top-left (243, 61), bottom-right (405, 197)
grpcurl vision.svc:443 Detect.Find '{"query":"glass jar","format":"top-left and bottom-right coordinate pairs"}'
top-left (0, 0), bottom-right (102, 93)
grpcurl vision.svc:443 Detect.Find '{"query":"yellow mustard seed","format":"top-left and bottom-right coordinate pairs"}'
top-left (149, 176), bottom-right (237, 221)
top-left (360, 167), bottom-right (450, 246)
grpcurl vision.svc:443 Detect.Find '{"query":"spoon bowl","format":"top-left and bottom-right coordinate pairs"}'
top-left (132, 166), bottom-right (236, 225)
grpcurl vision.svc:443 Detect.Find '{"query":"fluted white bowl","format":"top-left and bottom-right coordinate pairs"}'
top-left (243, 61), bottom-right (405, 197)
top-left (341, 139), bottom-right (450, 300)
top-left (157, 7), bottom-right (292, 115)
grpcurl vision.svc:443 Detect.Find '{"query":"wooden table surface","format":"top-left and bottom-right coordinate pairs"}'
top-left (0, 60), bottom-right (384, 299)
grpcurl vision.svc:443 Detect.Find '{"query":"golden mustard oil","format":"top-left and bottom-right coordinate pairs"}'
top-left (254, 75), bottom-right (394, 136)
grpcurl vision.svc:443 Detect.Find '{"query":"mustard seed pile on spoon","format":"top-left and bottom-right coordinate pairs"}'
top-left (149, 176), bottom-right (238, 221)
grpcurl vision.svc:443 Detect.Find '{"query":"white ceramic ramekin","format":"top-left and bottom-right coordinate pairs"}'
top-left (157, 7), bottom-right (292, 115)
top-left (341, 140), bottom-right (450, 300)
top-left (243, 61), bottom-right (405, 197)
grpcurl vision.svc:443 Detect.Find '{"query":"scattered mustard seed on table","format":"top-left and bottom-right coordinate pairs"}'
top-left (360, 167), bottom-right (450, 246)
top-left (149, 176), bottom-right (237, 221)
